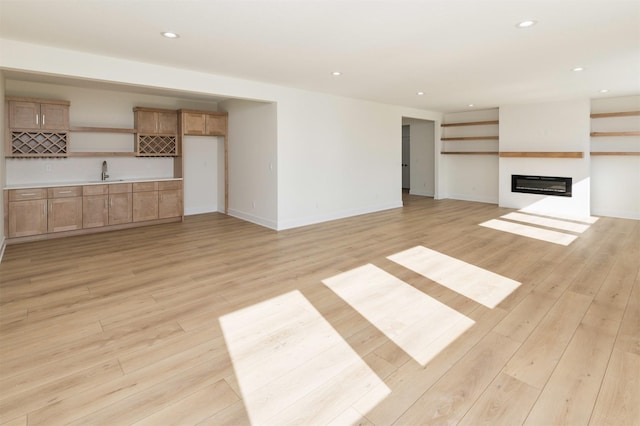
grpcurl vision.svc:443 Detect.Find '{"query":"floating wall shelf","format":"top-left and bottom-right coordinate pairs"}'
top-left (441, 151), bottom-right (498, 155)
top-left (441, 136), bottom-right (499, 141)
top-left (590, 131), bottom-right (640, 137)
top-left (441, 120), bottom-right (499, 127)
top-left (590, 152), bottom-right (640, 156)
top-left (590, 111), bottom-right (640, 119)
top-left (499, 152), bottom-right (584, 158)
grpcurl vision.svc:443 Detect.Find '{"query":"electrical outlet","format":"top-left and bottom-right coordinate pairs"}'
top-left (45, 164), bottom-right (52, 172)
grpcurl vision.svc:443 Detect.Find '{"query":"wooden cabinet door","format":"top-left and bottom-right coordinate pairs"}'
top-left (158, 190), bottom-right (183, 218)
top-left (8, 199), bottom-right (47, 237)
top-left (40, 103), bottom-right (70, 130)
top-left (205, 115), bottom-right (227, 136)
top-left (48, 197), bottom-right (83, 232)
top-left (157, 112), bottom-right (178, 134)
top-left (136, 110), bottom-right (158, 134)
top-left (83, 195), bottom-right (108, 228)
top-left (109, 193), bottom-right (133, 225)
top-left (183, 113), bottom-right (206, 135)
top-left (133, 191), bottom-right (159, 222)
top-left (8, 101), bottom-right (40, 129)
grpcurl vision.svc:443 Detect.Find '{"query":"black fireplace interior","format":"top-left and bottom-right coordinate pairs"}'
top-left (511, 175), bottom-right (572, 197)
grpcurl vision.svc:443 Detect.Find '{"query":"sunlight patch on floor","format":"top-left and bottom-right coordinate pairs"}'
top-left (480, 218), bottom-right (577, 246)
top-left (501, 212), bottom-right (590, 233)
top-left (388, 246), bottom-right (521, 309)
top-left (219, 290), bottom-right (389, 425)
top-left (322, 264), bottom-right (475, 366)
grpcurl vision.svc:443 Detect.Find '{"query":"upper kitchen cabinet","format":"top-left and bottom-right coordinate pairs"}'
top-left (134, 107), bottom-right (178, 135)
top-left (8, 98), bottom-right (70, 130)
top-left (180, 110), bottom-right (228, 136)
top-left (5, 97), bottom-right (70, 157)
top-left (133, 107), bottom-right (178, 156)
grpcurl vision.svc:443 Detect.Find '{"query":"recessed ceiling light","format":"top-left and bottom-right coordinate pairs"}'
top-left (516, 20), bottom-right (537, 28)
top-left (331, 71), bottom-right (342, 76)
top-left (572, 67), bottom-right (585, 72)
top-left (468, 104), bottom-right (475, 107)
top-left (417, 91), bottom-right (425, 96)
top-left (599, 89), bottom-right (609, 93)
top-left (161, 32), bottom-right (180, 39)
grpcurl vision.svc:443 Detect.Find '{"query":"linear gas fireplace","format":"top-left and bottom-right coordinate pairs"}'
top-left (512, 175), bottom-right (572, 197)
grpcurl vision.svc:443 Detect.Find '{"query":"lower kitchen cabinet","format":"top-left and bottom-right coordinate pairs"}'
top-left (5, 179), bottom-right (182, 243)
top-left (83, 185), bottom-right (109, 228)
top-left (8, 198), bottom-right (48, 238)
top-left (47, 186), bottom-right (83, 233)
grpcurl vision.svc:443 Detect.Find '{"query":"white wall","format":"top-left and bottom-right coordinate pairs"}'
top-left (219, 99), bottom-right (278, 228)
top-left (402, 118), bottom-right (435, 197)
top-left (441, 109), bottom-right (499, 203)
top-left (499, 99), bottom-right (591, 219)
top-left (590, 95), bottom-right (640, 219)
top-left (0, 38), bottom-right (442, 231)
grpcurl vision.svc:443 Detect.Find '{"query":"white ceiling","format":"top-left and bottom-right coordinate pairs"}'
top-left (1, 0), bottom-right (639, 112)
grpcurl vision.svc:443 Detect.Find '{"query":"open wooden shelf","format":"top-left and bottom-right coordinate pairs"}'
top-left (499, 152), bottom-right (584, 158)
top-left (67, 152), bottom-right (137, 157)
top-left (70, 126), bottom-right (136, 134)
top-left (441, 120), bottom-right (499, 127)
top-left (590, 152), bottom-right (640, 156)
top-left (441, 151), bottom-right (498, 155)
top-left (590, 131), bottom-right (640, 137)
top-left (441, 136), bottom-right (499, 141)
top-left (590, 111), bottom-right (640, 119)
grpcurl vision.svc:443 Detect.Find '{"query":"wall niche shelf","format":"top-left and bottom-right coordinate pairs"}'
top-left (589, 110), bottom-right (639, 156)
top-left (441, 151), bottom-right (498, 155)
top-left (441, 136), bottom-right (499, 141)
top-left (499, 152), bottom-right (584, 158)
top-left (590, 111), bottom-right (640, 119)
top-left (590, 152), bottom-right (640, 156)
top-left (441, 116), bottom-right (499, 156)
top-left (590, 131), bottom-right (640, 137)
top-left (441, 120), bottom-right (499, 127)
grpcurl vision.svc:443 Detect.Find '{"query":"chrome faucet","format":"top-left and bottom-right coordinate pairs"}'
top-left (101, 160), bottom-right (109, 181)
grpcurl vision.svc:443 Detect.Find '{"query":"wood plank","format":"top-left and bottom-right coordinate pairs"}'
top-left (502, 291), bottom-right (593, 389)
top-left (524, 307), bottom-right (620, 425)
top-left (590, 349), bottom-right (640, 425)
top-left (590, 151), bottom-right (640, 156)
top-left (69, 126), bottom-right (136, 133)
top-left (499, 151), bottom-right (584, 158)
top-left (394, 331), bottom-right (520, 425)
top-left (590, 110), bottom-right (640, 118)
top-left (441, 151), bottom-right (499, 155)
top-left (459, 373), bottom-right (540, 426)
top-left (441, 136), bottom-right (499, 140)
top-left (591, 131), bottom-right (640, 137)
top-left (131, 379), bottom-right (240, 426)
top-left (441, 120), bottom-right (499, 127)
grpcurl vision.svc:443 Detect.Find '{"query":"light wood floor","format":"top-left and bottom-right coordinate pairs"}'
top-left (1, 195), bottom-right (638, 425)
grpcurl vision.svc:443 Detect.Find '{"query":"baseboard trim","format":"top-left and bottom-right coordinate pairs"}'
top-left (0, 237), bottom-right (6, 264)
top-left (590, 208), bottom-right (640, 221)
top-left (277, 201), bottom-right (403, 231)
top-left (445, 193), bottom-right (498, 204)
top-left (227, 209), bottom-right (278, 230)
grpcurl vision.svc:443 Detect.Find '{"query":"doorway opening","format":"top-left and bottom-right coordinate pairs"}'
top-left (401, 118), bottom-right (436, 201)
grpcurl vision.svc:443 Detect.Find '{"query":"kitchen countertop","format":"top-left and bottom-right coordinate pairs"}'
top-left (4, 177), bottom-right (182, 190)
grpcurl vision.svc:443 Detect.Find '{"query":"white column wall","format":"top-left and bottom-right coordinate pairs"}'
top-left (499, 99), bottom-right (591, 219)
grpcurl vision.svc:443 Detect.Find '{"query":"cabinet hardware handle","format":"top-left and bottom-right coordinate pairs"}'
top-left (110, 197), bottom-right (113, 208)
top-left (58, 191), bottom-right (72, 194)
top-left (42, 115), bottom-right (45, 126)
top-left (35, 114), bottom-right (39, 125)
top-left (21, 193), bottom-right (36, 196)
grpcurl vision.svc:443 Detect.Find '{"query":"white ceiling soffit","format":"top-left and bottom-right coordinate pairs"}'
top-left (1, 0), bottom-right (639, 112)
